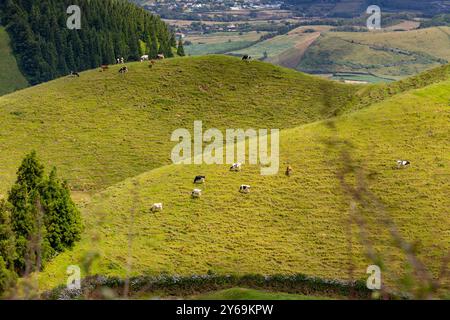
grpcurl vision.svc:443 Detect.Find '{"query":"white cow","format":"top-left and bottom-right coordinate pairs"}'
top-left (230, 163), bottom-right (242, 172)
top-left (140, 55), bottom-right (149, 62)
top-left (239, 185), bottom-right (251, 194)
top-left (396, 160), bottom-right (411, 169)
top-left (151, 203), bottom-right (163, 212)
top-left (191, 189), bottom-right (202, 198)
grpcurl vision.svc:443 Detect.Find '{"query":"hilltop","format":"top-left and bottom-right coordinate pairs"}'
top-left (185, 26), bottom-right (450, 83)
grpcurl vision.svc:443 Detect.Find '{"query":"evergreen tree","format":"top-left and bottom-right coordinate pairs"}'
top-left (177, 39), bottom-right (185, 57)
top-left (14, 150), bottom-right (44, 193)
top-left (169, 33), bottom-right (177, 48)
top-left (0, 257), bottom-right (16, 295)
top-left (39, 168), bottom-right (82, 253)
top-left (7, 151), bottom-right (50, 273)
top-left (0, 200), bottom-right (17, 294)
top-left (6, 151), bottom-right (81, 274)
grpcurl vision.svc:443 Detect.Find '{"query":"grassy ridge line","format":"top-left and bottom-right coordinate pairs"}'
top-left (0, 27), bottom-right (28, 96)
top-left (36, 78), bottom-right (450, 291)
top-left (0, 56), bottom-right (362, 194)
top-left (0, 55), bottom-right (447, 194)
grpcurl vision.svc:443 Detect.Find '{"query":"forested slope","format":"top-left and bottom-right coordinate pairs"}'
top-left (0, 0), bottom-right (175, 85)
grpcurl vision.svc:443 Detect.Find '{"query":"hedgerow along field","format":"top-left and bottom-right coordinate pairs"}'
top-left (28, 63), bottom-right (449, 294)
top-left (0, 27), bottom-right (28, 96)
top-left (0, 56), bottom-right (448, 296)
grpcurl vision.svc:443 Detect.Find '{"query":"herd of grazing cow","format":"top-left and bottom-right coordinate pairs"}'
top-left (68, 54), bottom-right (166, 78)
top-left (150, 163), bottom-right (249, 212)
top-left (149, 159), bottom-right (412, 213)
top-left (65, 55), bottom-right (413, 214)
top-left (70, 53), bottom-right (253, 79)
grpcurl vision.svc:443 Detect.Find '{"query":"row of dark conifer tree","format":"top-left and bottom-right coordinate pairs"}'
top-left (0, 152), bottom-right (82, 294)
top-left (0, 0), bottom-right (178, 85)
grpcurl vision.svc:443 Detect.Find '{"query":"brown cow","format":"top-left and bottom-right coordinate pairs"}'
top-left (285, 165), bottom-right (293, 177)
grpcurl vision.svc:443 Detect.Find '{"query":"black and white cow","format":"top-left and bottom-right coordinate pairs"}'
top-left (69, 71), bottom-right (80, 77)
top-left (239, 185), bottom-right (251, 194)
top-left (194, 175), bottom-right (206, 184)
top-left (151, 203), bottom-right (163, 212)
top-left (396, 160), bottom-right (411, 169)
top-left (242, 55), bottom-right (252, 62)
top-left (119, 66), bottom-right (128, 74)
top-left (191, 189), bottom-right (202, 198)
top-left (230, 163), bottom-right (242, 172)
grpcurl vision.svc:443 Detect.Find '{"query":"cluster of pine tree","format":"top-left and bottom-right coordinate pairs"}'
top-left (0, 0), bottom-right (176, 85)
top-left (0, 151), bottom-right (82, 295)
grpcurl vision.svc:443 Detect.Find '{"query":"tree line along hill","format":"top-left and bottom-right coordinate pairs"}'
top-left (0, 0), bottom-right (177, 86)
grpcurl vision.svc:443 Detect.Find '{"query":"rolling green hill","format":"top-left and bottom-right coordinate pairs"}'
top-left (0, 56), bottom-right (448, 296)
top-left (0, 56), bottom-right (365, 195)
top-left (298, 27), bottom-right (450, 80)
top-left (0, 27), bottom-right (28, 96)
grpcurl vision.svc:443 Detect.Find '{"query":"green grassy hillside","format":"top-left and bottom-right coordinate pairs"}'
top-left (298, 27), bottom-right (450, 79)
top-left (35, 75), bottom-right (449, 291)
top-left (1, 56), bottom-right (448, 296)
top-left (0, 27), bottom-right (28, 96)
top-left (0, 56), bottom-right (363, 195)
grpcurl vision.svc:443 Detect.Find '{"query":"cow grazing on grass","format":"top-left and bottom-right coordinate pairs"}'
top-left (230, 163), bottom-right (242, 172)
top-left (100, 65), bottom-right (109, 72)
top-left (285, 165), bottom-right (293, 177)
top-left (157, 54), bottom-right (165, 60)
top-left (242, 55), bottom-right (252, 62)
top-left (239, 185), bottom-right (251, 194)
top-left (69, 71), bottom-right (80, 77)
top-left (140, 55), bottom-right (149, 62)
top-left (119, 66), bottom-right (128, 74)
top-left (194, 176), bottom-right (206, 184)
top-left (192, 189), bottom-right (202, 198)
top-left (397, 160), bottom-right (411, 169)
top-left (151, 203), bottom-right (163, 212)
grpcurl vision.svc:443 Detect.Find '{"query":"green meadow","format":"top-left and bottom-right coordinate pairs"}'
top-left (0, 56), bottom-right (448, 296)
top-left (0, 27), bottom-right (28, 96)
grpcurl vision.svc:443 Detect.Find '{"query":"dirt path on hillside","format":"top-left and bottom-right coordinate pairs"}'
top-left (268, 32), bottom-right (322, 69)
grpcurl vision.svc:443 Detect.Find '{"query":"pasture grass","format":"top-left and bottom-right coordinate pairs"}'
top-left (0, 55), bottom-right (362, 194)
top-left (230, 27), bottom-right (322, 60)
top-left (35, 78), bottom-right (450, 292)
top-left (0, 27), bottom-right (28, 96)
